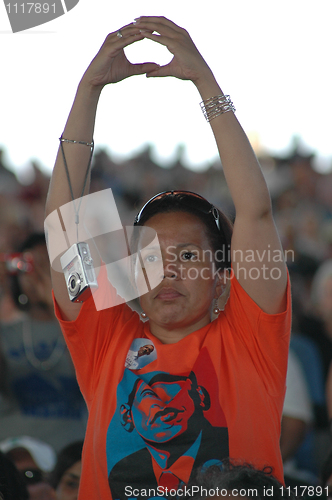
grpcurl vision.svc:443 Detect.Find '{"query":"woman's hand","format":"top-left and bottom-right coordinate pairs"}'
top-left (134, 16), bottom-right (215, 87)
top-left (80, 23), bottom-right (161, 91)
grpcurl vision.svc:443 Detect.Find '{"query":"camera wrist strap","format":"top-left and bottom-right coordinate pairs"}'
top-left (59, 136), bottom-right (94, 241)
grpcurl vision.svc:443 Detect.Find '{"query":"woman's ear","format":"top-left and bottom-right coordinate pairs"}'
top-left (214, 269), bottom-right (226, 298)
top-left (214, 268), bottom-right (231, 310)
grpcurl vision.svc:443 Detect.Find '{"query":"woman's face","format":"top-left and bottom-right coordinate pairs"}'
top-left (136, 211), bottom-right (223, 338)
top-left (56, 460), bottom-right (81, 500)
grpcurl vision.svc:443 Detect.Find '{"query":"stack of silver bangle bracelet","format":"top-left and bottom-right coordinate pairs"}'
top-left (200, 94), bottom-right (235, 122)
top-left (59, 94), bottom-right (235, 148)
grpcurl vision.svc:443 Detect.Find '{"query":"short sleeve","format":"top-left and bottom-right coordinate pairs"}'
top-left (222, 269), bottom-right (292, 397)
top-left (53, 264), bottom-right (137, 402)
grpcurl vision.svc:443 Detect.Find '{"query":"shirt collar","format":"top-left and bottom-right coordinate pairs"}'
top-left (149, 431), bottom-right (202, 485)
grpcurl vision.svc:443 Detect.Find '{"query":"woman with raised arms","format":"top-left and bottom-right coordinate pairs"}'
top-left (45, 16), bottom-right (291, 500)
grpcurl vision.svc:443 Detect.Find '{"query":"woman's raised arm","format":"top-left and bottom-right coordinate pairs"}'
top-left (45, 24), bottom-right (160, 321)
top-left (136, 16), bottom-right (288, 314)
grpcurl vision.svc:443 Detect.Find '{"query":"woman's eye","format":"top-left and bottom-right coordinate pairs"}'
top-left (145, 254), bottom-right (159, 263)
top-left (181, 251), bottom-right (195, 261)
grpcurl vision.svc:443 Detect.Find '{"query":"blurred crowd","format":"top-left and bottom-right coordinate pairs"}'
top-left (0, 140), bottom-right (332, 497)
top-left (0, 436), bottom-right (82, 500)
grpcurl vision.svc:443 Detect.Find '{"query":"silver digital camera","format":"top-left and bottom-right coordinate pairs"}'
top-left (60, 242), bottom-right (98, 302)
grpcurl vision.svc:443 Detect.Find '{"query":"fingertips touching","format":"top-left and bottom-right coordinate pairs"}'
top-left (145, 69), bottom-right (162, 78)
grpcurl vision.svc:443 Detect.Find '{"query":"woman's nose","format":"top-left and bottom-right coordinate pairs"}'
top-left (163, 261), bottom-right (178, 280)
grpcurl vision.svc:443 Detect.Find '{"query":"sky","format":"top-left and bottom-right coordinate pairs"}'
top-left (0, 0), bottom-right (331, 179)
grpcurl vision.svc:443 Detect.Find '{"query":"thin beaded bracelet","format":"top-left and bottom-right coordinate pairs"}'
top-left (200, 95), bottom-right (235, 122)
top-left (59, 137), bottom-right (94, 147)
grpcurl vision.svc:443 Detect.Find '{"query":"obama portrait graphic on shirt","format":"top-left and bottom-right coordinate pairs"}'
top-left (106, 346), bottom-right (229, 499)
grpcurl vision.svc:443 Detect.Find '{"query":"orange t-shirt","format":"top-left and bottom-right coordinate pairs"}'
top-left (54, 265), bottom-right (291, 499)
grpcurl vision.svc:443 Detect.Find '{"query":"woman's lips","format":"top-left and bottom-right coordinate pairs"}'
top-left (155, 288), bottom-right (183, 300)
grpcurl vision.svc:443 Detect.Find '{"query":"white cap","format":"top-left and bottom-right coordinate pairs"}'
top-left (0, 436), bottom-right (56, 472)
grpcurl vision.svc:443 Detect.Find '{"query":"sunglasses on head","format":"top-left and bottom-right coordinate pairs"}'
top-left (21, 468), bottom-right (44, 485)
top-left (134, 191), bottom-right (221, 231)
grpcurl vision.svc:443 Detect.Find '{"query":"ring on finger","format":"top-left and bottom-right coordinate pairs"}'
top-left (116, 29), bottom-right (123, 38)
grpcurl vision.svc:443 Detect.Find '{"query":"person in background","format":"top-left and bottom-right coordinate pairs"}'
top-left (0, 435), bottom-right (56, 500)
top-left (281, 349), bottom-right (316, 486)
top-left (299, 260), bottom-right (332, 385)
top-left (50, 440), bottom-right (83, 500)
top-left (0, 450), bottom-right (29, 500)
top-left (300, 259), bottom-right (332, 470)
top-left (189, 459), bottom-right (295, 499)
top-left (317, 261), bottom-right (332, 430)
top-left (0, 233), bottom-right (87, 452)
top-left (320, 448), bottom-right (332, 499)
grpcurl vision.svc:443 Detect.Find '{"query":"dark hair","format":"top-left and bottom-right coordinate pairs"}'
top-left (133, 193), bottom-right (233, 271)
top-left (0, 451), bottom-right (29, 500)
top-left (189, 459), bottom-right (295, 499)
top-left (49, 440), bottom-right (83, 489)
top-left (10, 232), bottom-right (46, 311)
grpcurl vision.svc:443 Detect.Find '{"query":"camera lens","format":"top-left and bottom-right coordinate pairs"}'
top-left (67, 273), bottom-right (81, 297)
